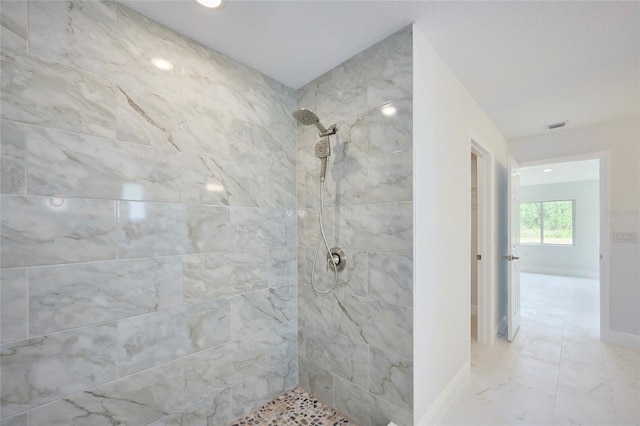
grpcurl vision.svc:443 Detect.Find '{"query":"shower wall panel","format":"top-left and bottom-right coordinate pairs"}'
top-left (0, 2), bottom-right (297, 424)
top-left (296, 27), bottom-right (414, 426)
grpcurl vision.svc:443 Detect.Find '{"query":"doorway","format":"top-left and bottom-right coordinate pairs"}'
top-left (512, 154), bottom-right (607, 340)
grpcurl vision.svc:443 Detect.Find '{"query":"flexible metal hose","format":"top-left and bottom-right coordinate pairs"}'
top-left (311, 180), bottom-right (338, 294)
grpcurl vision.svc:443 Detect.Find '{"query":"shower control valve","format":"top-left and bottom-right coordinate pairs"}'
top-left (327, 247), bottom-right (346, 272)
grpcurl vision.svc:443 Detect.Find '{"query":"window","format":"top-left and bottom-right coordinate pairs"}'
top-left (520, 200), bottom-right (574, 245)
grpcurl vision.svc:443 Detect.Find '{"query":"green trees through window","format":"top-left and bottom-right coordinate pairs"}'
top-left (520, 200), bottom-right (574, 245)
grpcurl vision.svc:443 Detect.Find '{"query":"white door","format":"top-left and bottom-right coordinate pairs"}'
top-left (507, 157), bottom-right (521, 341)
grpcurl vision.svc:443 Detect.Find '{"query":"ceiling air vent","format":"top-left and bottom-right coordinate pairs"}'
top-left (547, 121), bottom-right (567, 130)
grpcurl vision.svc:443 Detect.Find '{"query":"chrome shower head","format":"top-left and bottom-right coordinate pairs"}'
top-left (292, 108), bottom-right (328, 134)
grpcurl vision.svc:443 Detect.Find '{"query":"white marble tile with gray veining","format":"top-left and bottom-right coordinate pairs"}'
top-left (150, 388), bottom-right (233, 426)
top-left (269, 167), bottom-right (296, 209)
top-left (181, 154), bottom-right (269, 207)
top-left (298, 356), bottom-right (334, 407)
top-left (231, 207), bottom-right (296, 250)
top-left (368, 252), bottom-right (413, 307)
top-left (0, 412), bottom-right (27, 426)
top-left (27, 126), bottom-right (182, 202)
top-left (0, 323), bottom-right (117, 418)
top-left (0, 269), bottom-right (27, 343)
top-left (298, 283), bottom-right (340, 332)
top-left (28, 1), bottom-right (185, 99)
top-left (1, 48), bottom-right (116, 138)
top-left (298, 320), bottom-right (307, 359)
top-left (366, 150), bottom-right (412, 204)
top-left (298, 247), bottom-right (368, 296)
top-left (338, 202), bottom-right (412, 255)
top-left (182, 250), bottom-right (269, 303)
top-left (117, 202), bottom-right (230, 258)
top-left (268, 247), bottom-right (297, 288)
top-left (181, 341), bottom-right (235, 400)
top-left (230, 285), bottom-right (296, 338)
top-left (29, 358), bottom-right (186, 426)
top-left (305, 325), bottom-right (368, 388)
top-left (118, 299), bottom-right (230, 376)
top-left (0, 1), bottom-right (27, 51)
top-left (368, 347), bottom-right (413, 411)
top-left (297, 207), bottom-right (337, 249)
top-left (336, 293), bottom-right (413, 359)
top-left (229, 321), bottom-right (297, 386)
top-left (227, 118), bottom-right (296, 171)
top-left (117, 85), bottom-right (231, 157)
top-left (0, 120), bottom-right (25, 194)
top-left (342, 25), bottom-right (412, 76)
top-left (343, 98), bottom-right (413, 161)
top-left (29, 257), bottom-right (183, 335)
top-left (366, 43), bottom-right (413, 109)
top-left (303, 157), bottom-right (368, 209)
top-left (1, 195), bottom-right (117, 268)
top-left (230, 356), bottom-right (297, 420)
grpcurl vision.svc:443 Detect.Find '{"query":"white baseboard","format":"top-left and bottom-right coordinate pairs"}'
top-left (416, 361), bottom-right (470, 426)
top-left (607, 330), bottom-right (640, 350)
top-left (470, 304), bottom-right (477, 315)
top-left (521, 266), bottom-right (598, 279)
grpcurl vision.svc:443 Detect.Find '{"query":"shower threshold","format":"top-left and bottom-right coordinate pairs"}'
top-left (230, 386), bottom-right (354, 425)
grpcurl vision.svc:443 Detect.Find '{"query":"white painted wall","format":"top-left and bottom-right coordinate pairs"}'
top-left (413, 24), bottom-right (508, 424)
top-left (520, 180), bottom-right (600, 278)
top-left (509, 117), bottom-right (640, 338)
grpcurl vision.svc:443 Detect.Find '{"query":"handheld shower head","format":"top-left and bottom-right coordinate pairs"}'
top-left (292, 108), bottom-right (328, 134)
top-left (315, 138), bottom-right (331, 182)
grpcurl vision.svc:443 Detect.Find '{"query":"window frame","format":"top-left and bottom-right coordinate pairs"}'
top-left (520, 199), bottom-right (576, 246)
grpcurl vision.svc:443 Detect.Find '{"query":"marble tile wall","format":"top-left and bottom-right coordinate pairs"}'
top-left (296, 27), bottom-right (414, 426)
top-left (0, 1), bottom-right (297, 424)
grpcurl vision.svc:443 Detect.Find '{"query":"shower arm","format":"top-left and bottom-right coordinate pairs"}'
top-left (318, 124), bottom-right (339, 137)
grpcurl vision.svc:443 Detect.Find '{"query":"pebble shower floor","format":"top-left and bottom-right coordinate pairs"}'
top-left (230, 386), bottom-right (353, 425)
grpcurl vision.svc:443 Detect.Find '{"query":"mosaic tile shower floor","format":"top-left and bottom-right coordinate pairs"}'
top-left (230, 386), bottom-right (354, 425)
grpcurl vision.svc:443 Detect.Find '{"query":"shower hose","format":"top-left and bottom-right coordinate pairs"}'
top-left (311, 180), bottom-right (338, 294)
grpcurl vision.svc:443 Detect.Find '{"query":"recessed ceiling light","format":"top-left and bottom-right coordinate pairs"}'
top-left (543, 169), bottom-right (553, 173)
top-left (381, 104), bottom-right (397, 116)
top-left (151, 58), bottom-right (173, 71)
top-left (196, 0), bottom-right (223, 8)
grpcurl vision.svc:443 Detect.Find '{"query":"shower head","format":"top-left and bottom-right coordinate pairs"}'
top-left (292, 108), bottom-right (328, 134)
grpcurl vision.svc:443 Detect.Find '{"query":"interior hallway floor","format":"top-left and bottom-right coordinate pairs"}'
top-left (441, 273), bottom-right (640, 425)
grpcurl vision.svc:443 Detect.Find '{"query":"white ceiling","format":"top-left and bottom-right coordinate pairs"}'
top-left (123, 1), bottom-right (640, 140)
top-left (520, 159), bottom-right (600, 186)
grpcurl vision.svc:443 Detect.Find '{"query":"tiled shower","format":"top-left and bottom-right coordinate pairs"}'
top-left (0, 2), bottom-right (413, 425)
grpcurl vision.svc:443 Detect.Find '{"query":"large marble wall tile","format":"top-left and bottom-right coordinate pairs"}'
top-left (183, 250), bottom-right (269, 303)
top-left (0, 269), bottom-right (27, 343)
top-left (305, 326), bottom-right (368, 388)
top-left (269, 247), bottom-right (297, 288)
top-left (231, 207), bottom-right (295, 250)
top-left (365, 43), bottom-right (413, 110)
top-left (116, 85), bottom-right (230, 157)
top-left (368, 252), bottom-right (413, 307)
top-left (366, 150), bottom-right (412, 204)
top-left (0, 323), bottom-right (117, 418)
top-left (0, 1), bottom-right (27, 51)
top-left (269, 168), bottom-right (296, 209)
top-left (29, 359), bottom-right (187, 426)
top-left (297, 207), bottom-right (337, 249)
top-left (27, 126), bottom-right (182, 202)
top-left (117, 202), bottom-right (230, 258)
top-left (118, 300), bottom-right (230, 376)
top-left (336, 294), bottom-right (413, 359)
top-left (337, 202), bottom-right (412, 254)
top-left (299, 246), bottom-right (368, 296)
top-left (0, 412), bottom-right (27, 426)
top-left (0, 120), bottom-right (25, 194)
top-left (28, 1), bottom-right (184, 99)
top-left (342, 26), bottom-right (412, 76)
top-left (334, 377), bottom-right (412, 426)
top-left (182, 342), bottom-right (235, 399)
top-left (346, 98), bottom-right (413, 159)
top-left (298, 320), bottom-right (307, 359)
top-left (298, 283), bottom-right (340, 332)
top-left (29, 257), bottom-right (183, 335)
top-left (303, 157), bottom-right (368, 209)
top-left (368, 347), bottom-right (413, 411)
top-left (298, 357), bottom-right (334, 407)
top-left (230, 285), bottom-right (296, 338)
top-left (230, 356), bottom-right (297, 420)
top-left (308, 65), bottom-right (368, 126)
top-left (0, 48), bottom-right (116, 138)
top-left (1, 195), bottom-right (117, 268)
top-left (150, 388), bottom-right (233, 426)
top-left (181, 155), bottom-right (269, 207)
top-left (227, 119), bottom-right (295, 170)
top-left (232, 321), bottom-right (297, 384)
